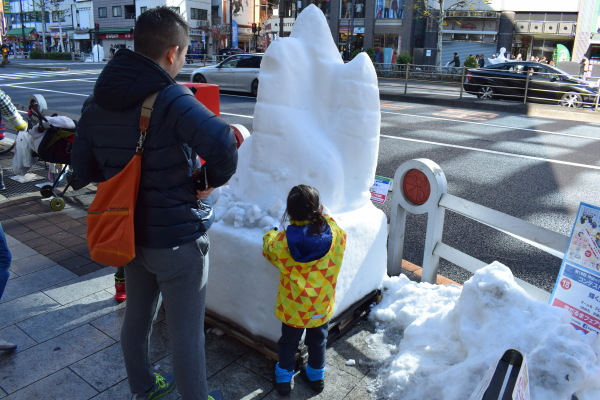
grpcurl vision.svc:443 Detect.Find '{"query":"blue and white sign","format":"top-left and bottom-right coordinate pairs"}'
top-left (232, 20), bottom-right (238, 47)
top-left (550, 202), bottom-right (600, 334)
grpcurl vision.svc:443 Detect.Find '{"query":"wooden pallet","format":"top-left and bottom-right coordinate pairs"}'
top-left (204, 289), bottom-right (382, 368)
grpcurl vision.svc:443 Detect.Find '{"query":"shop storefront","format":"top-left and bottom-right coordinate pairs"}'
top-left (339, 26), bottom-right (364, 57)
top-left (73, 31), bottom-right (92, 54)
top-left (513, 15), bottom-right (577, 61)
top-left (263, 17), bottom-right (294, 44)
top-left (98, 30), bottom-right (134, 52)
top-left (5, 27), bottom-right (37, 51)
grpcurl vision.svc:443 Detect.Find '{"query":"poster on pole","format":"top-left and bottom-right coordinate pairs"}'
top-left (549, 202), bottom-right (600, 334)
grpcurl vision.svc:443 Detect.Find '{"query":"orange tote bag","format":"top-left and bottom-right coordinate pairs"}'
top-left (86, 91), bottom-right (158, 267)
top-left (87, 154), bottom-right (141, 266)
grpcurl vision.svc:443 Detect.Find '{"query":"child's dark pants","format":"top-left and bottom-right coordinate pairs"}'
top-left (277, 322), bottom-right (328, 371)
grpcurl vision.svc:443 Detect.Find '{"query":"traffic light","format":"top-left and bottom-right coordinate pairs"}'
top-left (252, 23), bottom-right (257, 33)
top-left (94, 23), bottom-right (100, 31)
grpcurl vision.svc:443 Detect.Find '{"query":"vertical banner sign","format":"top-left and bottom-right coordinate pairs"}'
top-left (549, 202), bottom-right (600, 334)
top-left (232, 20), bottom-right (238, 47)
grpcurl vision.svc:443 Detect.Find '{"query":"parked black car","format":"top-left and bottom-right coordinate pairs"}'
top-left (218, 47), bottom-right (245, 56)
top-left (463, 61), bottom-right (599, 107)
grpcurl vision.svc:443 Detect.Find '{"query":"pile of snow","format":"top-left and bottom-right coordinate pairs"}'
top-left (369, 262), bottom-right (600, 400)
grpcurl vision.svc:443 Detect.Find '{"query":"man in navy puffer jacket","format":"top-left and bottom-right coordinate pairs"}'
top-left (72, 6), bottom-right (237, 400)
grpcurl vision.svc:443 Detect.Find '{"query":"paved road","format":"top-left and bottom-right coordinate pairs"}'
top-left (2, 60), bottom-right (599, 295)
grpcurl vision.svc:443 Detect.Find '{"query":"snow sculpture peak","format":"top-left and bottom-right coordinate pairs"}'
top-left (226, 4), bottom-right (381, 218)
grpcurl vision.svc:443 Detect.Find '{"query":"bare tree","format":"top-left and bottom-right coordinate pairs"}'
top-left (31, 0), bottom-right (68, 52)
top-left (414, 0), bottom-right (491, 67)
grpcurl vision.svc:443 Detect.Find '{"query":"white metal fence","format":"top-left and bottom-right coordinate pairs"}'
top-left (374, 62), bottom-right (600, 110)
top-left (387, 158), bottom-right (568, 302)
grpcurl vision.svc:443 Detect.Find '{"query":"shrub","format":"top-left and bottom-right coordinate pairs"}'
top-left (396, 51), bottom-right (412, 65)
top-left (365, 47), bottom-right (376, 62)
top-left (350, 49), bottom-right (362, 60)
top-left (47, 52), bottom-right (72, 60)
top-left (29, 50), bottom-right (46, 59)
top-left (464, 55), bottom-right (478, 68)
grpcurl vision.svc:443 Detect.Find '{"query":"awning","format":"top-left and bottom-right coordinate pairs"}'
top-left (5, 27), bottom-right (36, 36)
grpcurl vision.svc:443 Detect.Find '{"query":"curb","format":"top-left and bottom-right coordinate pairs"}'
top-left (379, 90), bottom-right (600, 124)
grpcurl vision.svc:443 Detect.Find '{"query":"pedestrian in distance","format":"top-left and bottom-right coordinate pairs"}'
top-left (478, 53), bottom-right (485, 68)
top-left (453, 52), bottom-right (460, 67)
top-left (72, 6), bottom-right (238, 400)
top-left (263, 185), bottom-right (347, 396)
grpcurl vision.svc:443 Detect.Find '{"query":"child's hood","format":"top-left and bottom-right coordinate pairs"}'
top-left (286, 222), bottom-right (333, 263)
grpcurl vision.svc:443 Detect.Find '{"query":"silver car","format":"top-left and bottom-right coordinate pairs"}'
top-left (190, 54), bottom-right (263, 96)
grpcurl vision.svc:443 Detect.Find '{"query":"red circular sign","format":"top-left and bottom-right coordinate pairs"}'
top-left (585, 250), bottom-right (592, 257)
top-left (403, 169), bottom-right (431, 205)
top-left (560, 278), bottom-right (572, 290)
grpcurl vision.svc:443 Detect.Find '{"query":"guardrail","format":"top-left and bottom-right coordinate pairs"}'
top-left (375, 62), bottom-right (600, 110)
top-left (387, 158), bottom-right (568, 302)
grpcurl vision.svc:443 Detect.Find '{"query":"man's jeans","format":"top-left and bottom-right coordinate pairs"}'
top-left (121, 234), bottom-right (209, 399)
top-left (0, 223), bottom-right (12, 300)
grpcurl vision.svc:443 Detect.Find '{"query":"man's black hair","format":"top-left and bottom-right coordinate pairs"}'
top-left (134, 6), bottom-right (189, 61)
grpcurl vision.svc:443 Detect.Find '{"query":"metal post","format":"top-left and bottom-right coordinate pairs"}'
top-left (348, 0), bottom-right (355, 57)
top-left (459, 66), bottom-right (466, 99)
top-left (523, 71), bottom-right (531, 104)
top-left (19, 0), bottom-right (26, 52)
top-left (404, 63), bottom-right (409, 94)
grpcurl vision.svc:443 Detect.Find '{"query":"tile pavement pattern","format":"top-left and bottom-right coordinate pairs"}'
top-left (0, 193), bottom-right (383, 400)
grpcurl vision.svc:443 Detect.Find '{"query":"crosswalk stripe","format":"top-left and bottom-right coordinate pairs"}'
top-left (0, 70), bottom-right (101, 81)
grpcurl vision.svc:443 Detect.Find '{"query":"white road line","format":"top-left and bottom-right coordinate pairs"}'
top-left (381, 110), bottom-right (600, 141)
top-left (221, 112), bottom-right (253, 118)
top-left (4, 78), bottom-right (97, 86)
top-left (3, 85), bottom-right (88, 97)
top-left (381, 134), bottom-right (600, 170)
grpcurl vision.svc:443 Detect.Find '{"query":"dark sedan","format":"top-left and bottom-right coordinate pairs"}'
top-left (463, 61), bottom-right (599, 107)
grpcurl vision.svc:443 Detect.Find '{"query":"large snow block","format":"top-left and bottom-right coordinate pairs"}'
top-left (206, 203), bottom-right (388, 344)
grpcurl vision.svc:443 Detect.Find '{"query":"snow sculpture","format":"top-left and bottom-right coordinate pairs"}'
top-left (487, 47), bottom-right (508, 65)
top-left (91, 45), bottom-right (104, 62)
top-left (207, 5), bottom-right (388, 343)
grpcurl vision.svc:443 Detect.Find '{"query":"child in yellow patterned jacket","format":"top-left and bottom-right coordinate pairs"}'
top-left (263, 184), bottom-right (347, 396)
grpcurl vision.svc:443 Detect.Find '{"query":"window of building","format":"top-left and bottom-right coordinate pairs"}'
top-left (313, 0), bottom-right (331, 18)
top-left (374, 0), bottom-right (403, 19)
top-left (125, 5), bottom-right (135, 19)
top-left (113, 6), bottom-right (122, 18)
top-left (191, 8), bottom-right (208, 20)
top-left (98, 7), bottom-right (107, 18)
top-left (52, 11), bottom-right (66, 22)
top-left (140, 6), bottom-right (147, 14)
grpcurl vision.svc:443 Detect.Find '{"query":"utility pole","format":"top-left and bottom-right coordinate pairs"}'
top-left (279, 0), bottom-right (284, 38)
top-left (229, 0), bottom-right (233, 46)
top-left (19, 0), bottom-right (26, 51)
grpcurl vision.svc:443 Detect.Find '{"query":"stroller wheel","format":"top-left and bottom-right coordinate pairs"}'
top-left (40, 185), bottom-right (54, 198)
top-left (50, 197), bottom-right (65, 211)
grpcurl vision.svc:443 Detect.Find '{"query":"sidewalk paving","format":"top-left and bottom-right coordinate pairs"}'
top-left (0, 57), bottom-right (464, 400)
top-left (0, 192), bottom-right (382, 400)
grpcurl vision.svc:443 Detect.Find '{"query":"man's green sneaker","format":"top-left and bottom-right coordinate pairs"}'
top-left (138, 373), bottom-right (175, 400)
top-left (208, 389), bottom-right (223, 400)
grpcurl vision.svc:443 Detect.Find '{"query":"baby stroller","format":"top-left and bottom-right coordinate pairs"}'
top-left (26, 94), bottom-right (77, 211)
